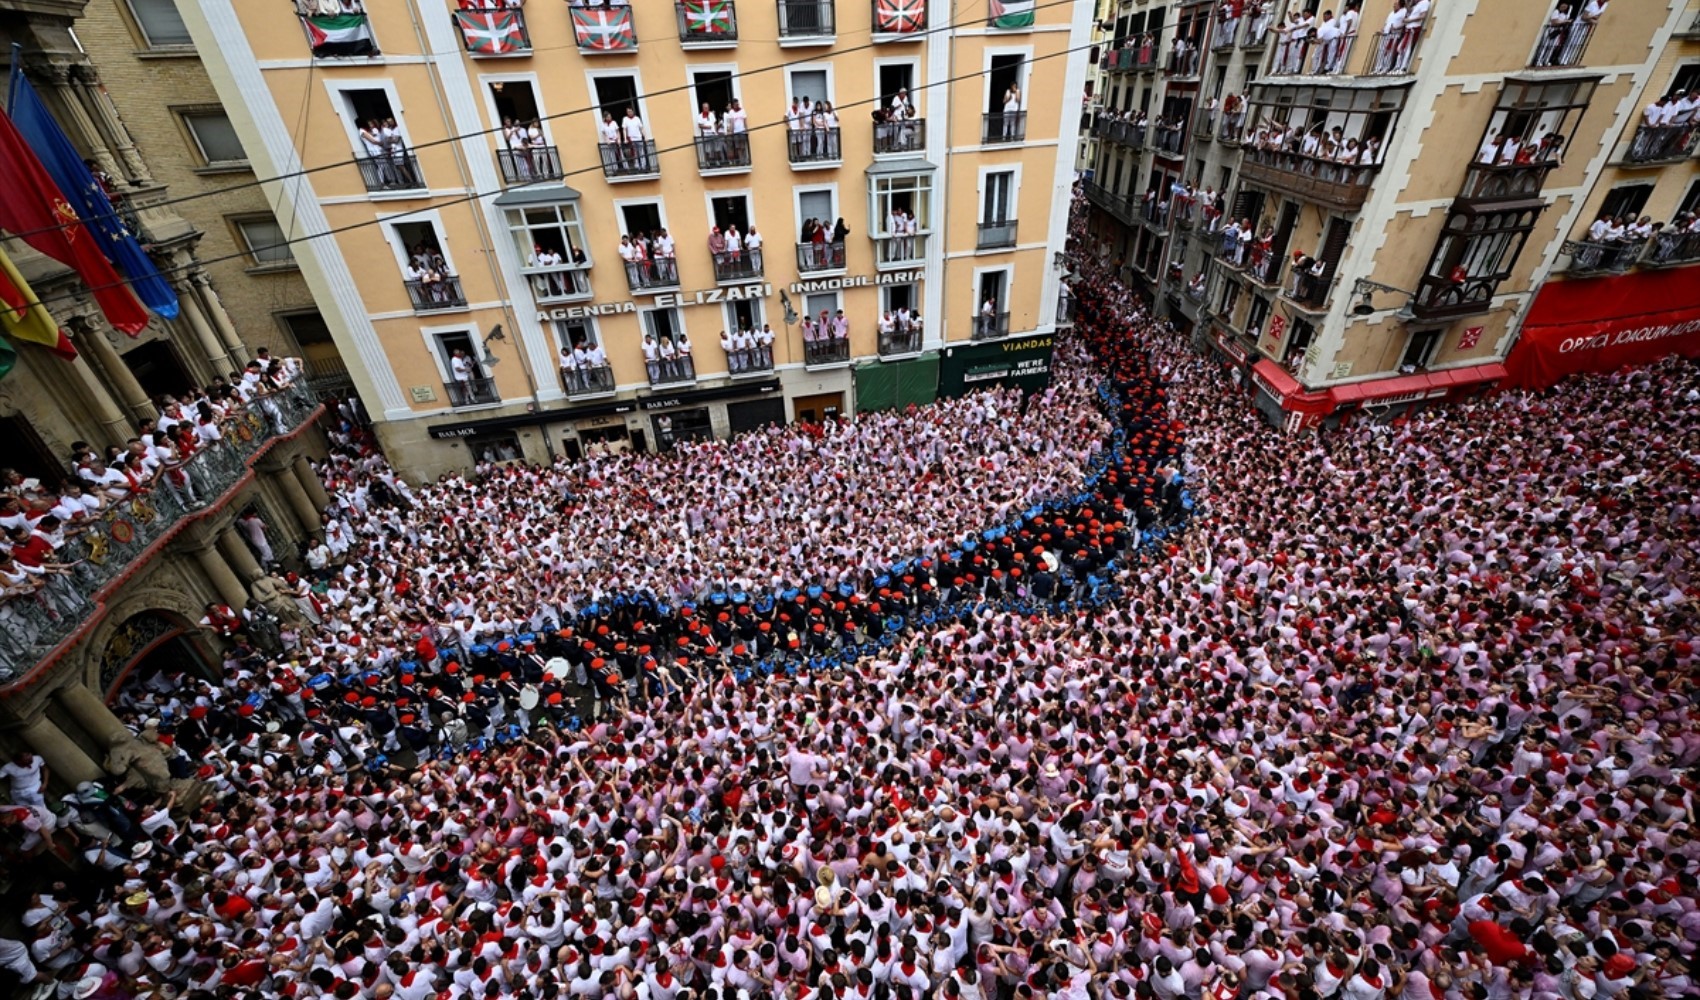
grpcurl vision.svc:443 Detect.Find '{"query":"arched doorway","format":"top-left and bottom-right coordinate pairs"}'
top-left (96, 610), bottom-right (215, 702)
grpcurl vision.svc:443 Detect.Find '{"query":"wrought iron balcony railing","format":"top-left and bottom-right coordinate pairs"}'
top-left (0, 385), bottom-right (323, 681)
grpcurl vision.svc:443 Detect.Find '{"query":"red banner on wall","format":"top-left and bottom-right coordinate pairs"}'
top-left (1508, 269), bottom-right (1700, 390)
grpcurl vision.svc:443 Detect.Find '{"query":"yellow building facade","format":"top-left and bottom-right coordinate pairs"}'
top-left (179, 0), bottom-right (1093, 475)
top-left (1085, 0), bottom-right (1700, 427)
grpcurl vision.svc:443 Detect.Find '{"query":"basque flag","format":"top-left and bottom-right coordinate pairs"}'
top-left (7, 51), bottom-right (178, 322)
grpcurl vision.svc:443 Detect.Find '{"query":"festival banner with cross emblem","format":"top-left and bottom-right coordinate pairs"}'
top-left (571, 6), bottom-right (637, 50)
top-left (680, 0), bottom-right (734, 36)
top-left (453, 10), bottom-right (530, 54)
top-left (989, 0), bottom-right (1035, 28)
top-left (874, 0), bottom-right (925, 33)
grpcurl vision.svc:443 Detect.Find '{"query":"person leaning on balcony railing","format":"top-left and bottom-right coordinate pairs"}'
top-left (708, 226), bottom-right (727, 263)
top-left (726, 225), bottom-right (744, 264)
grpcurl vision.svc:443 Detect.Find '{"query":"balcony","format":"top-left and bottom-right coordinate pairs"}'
top-left (598, 141), bottom-right (660, 181)
top-left (1623, 124), bottom-right (1700, 166)
top-left (695, 133), bottom-right (752, 173)
top-left (453, 8), bottom-right (531, 56)
top-left (446, 375), bottom-right (500, 408)
top-left (1108, 120), bottom-right (1147, 150)
top-left (1270, 33), bottom-right (1357, 77)
top-left (1166, 46), bottom-right (1201, 78)
top-left (1139, 197), bottom-right (1169, 235)
top-left (1153, 123), bottom-right (1187, 155)
top-left (1562, 238), bottom-right (1647, 277)
top-left (1365, 25), bottom-right (1425, 75)
top-left (796, 240), bottom-right (848, 274)
top-left (405, 275), bottom-right (467, 312)
top-left (1082, 180), bottom-right (1136, 226)
top-left (972, 309), bottom-right (1011, 341)
top-left (728, 343), bottom-right (775, 376)
top-left (524, 263), bottom-right (591, 304)
top-left (1194, 113), bottom-right (1216, 141)
top-left (1679, 12), bottom-right (1700, 40)
top-left (874, 118), bottom-right (925, 154)
top-left (879, 327), bottom-right (923, 357)
top-left (1456, 162), bottom-right (1554, 206)
top-left (1241, 149), bottom-right (1377, 213)
top-left (0, 384), bottom-right (322, 682)
top-left (496, 146), bottom-right (563, 184)
top-left (777, 0), bottom-right (835, 42)
top-left (977, 220), bottom-right (1017, 250)
top-left (875, 232), bottom-right (927, 267)
top-left (676, 0), bottom-right (739, 45)
top-left (1240, 15), bottom-right (1271, 49)
top-left (1285, 265), bottom-right (1336, 312)
top-left (296, 1), bottom-right (378, 58)
top-left (982, 111), bottom-right (1027, 144)
top-left (712, 249), bottom-right (763, 283)
top-left (871, 0), bottom-right (925, 40)
top-left (1410, 273), bottom-right (1500, 322)
top-left (1212, 17), bottom-right (1239, 51)
top-left (803, 338), bottom-right (851, 367)
top-left (561, 363), bottom-right (616, 398)
top-left (1644, 229), bottom-right (1700, 268)
top-left (789, 127), bottom-right (841, 167)
top-left (625, 258), bottom-right (681, 293)
top-left (1245, 245), bottom-right (1285, 288)
top-left (355, 154), bottom-right (424, 193)
top-left (1530, 19), bottom-right (1593, 68)
top-left (570, 5), bottom-right (637, 52)
top-left (648, 353), bottom-right (697, 387)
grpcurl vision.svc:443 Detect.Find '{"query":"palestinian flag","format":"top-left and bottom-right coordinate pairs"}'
top-left (571, 6), bottom-right (637, 51)
top-left (875, 0), bottom-right (924, 33)
top-left (454, 10), bottom-right (529, 55)
top-left (990, 0), bottom-right (1034, 28)
top-left (681, 0), bottom-right (735, 35)
top-left (302, 13), bottom-right (379, 57)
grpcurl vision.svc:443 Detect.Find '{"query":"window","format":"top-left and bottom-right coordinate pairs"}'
top-left (1411, 205), bottom-right (1542, 320)
top-left (1678, 180), bottom-right (1700, 219)
top-left (430, 329), bottom-right (497, 406)
top-left (1400, 328), bottom-right (1442, 370)
top-left (870, 173), bottom-right (932, 235)
top-left (797, 188), bottom-right (835, 239)
top-left (1283, 318), bottom-right (1315, 364)
top-left (723, 297), bottom-right (764, 334)
top-left (877, 63), bottom-right (917, 113)
top-left (1474, 78), bottom-right (1597, 160)
top-left (690, 69), bottom-right (737, 118)
top-left (591, 75), bottom-right (643, 123)
top-left (979, 170), bottom-right (1017, 249)
top-left (1594, 184), bottom-right (1654, 224)
top-left (128, 0), bottom-right (192, 47)
top-left (506, 203), bottom-right (589, 266)
top-left (985, 54), bottom-right (1026, 142)
top-left (1246, 296), bottom-right (1270, 339)
top-left (555, 318), bottom-right (599, 351)
top-left (804, 291), bottom-right (840, 321)
top-left (234, 217), bottom-right (294, 267)
top-left (789, 69), bottom-right (830, 106)
top-left (181, 111), bottom-right (246, 166)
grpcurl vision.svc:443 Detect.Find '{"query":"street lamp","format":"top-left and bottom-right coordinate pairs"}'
top-left (1350, 278), bottom-right (1417, 317)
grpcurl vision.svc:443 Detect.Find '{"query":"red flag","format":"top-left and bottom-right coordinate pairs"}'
top-left (0, 108), bottom-right (148, 334)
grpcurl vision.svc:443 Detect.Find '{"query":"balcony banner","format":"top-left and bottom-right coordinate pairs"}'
top-left (1508, 269), bottom-right (1700, 390)
top-left (571, 7), bottom-right (637, 50)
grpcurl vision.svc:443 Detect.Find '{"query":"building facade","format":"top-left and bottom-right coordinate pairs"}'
top-left (178, 0), bottom-right (1091, 477)
top-left (0, 4), bottom-right (333, 769)
top-left (73, 0), bottom-right (341, 390)
top-left (1084, 0), bottom-right (1700, 427)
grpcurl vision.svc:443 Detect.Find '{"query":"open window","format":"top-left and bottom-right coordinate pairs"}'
top-left (338, 88), bottom-right (422, 191)
top-left (973, 268), bottom-right (1011, 340)
top-left (506, 200), bottom-right (590, 303)
top-left (984, 54), bottom-right (1027, 143)
top-left (391, 219), bottom-right (465, 311)
top-left (978, 169), bottom-right (1018, 249)
top-left (869, 168), bottom-right (933, 267)
top-left (428, 328), bottom-right (498, 407)
top-left (1411, 203), bottom-right (1542, 321)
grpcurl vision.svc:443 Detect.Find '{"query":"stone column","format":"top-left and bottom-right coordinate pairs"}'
top-left (16, 713), bottom-right (104, 787)
top-left (292, 455), bottom-right (332, 511)
top-left (218, 528), bottom-right (262, 584)
top-left (174, 283), bottom-right (233, 376)
top-left (274, 464), bottom-right (325, 539)
top-left (68, 63), bottom-right (151, 184)
top-left (55, 683), bottom-right (133, 751)
top-left (193, 274), bottom-right (249, 365)
top-left (193, 543), bottom-right (250, 610)
top-left (66, 349), bottom-right (134, 447)
top-left (33, 63), bottom-right (128, 184)
top-left (77, 322), bottom-right (154, 422)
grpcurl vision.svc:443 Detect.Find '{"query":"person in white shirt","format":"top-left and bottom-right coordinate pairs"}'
top-left (503, 117), bottom-right (531, 181)
top-left (598, 112), bottom-right (622, 171)
top-left (620, 108), bottom-right (649, 171)
top-left (641, 334), bottom-right (661, 383)
top-left (1, 753), bottom-right (46, 809)
top-left (745, 226), bottom-right (763, 271)
top-left (1376, 1), bottom-right (1407, 72)
top-left (721, 330), bottom-right (741, 372)
top-left (695, 103), bottom-right (721, 167)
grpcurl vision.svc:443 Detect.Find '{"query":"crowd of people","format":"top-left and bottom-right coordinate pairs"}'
top-left (3, 190), bottom-right (1699, 1000)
